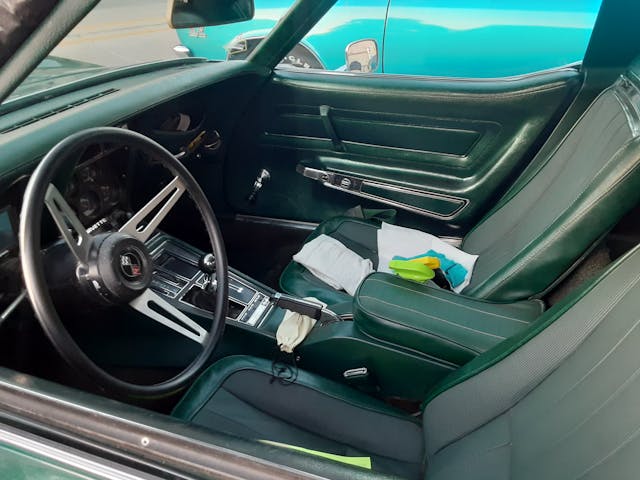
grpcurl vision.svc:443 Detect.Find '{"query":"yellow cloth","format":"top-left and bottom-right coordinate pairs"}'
top-left (409, 256), bottom-right (440, 269)
top-left (260, 440), bottom-right (372, 469)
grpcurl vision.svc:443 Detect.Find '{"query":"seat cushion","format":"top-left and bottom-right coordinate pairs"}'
top-left (280, 216), bottom-right (380, 305)
top-left (174, 355), bottom-right (424, 478)
top-left (354, 273), bottom-right (544, 365)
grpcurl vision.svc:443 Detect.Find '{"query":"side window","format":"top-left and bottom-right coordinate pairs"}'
top-left (288, 0), bottom-right (603, 78)
top-left (381, 0), bottom-right (603, 77)
top-left (173, 0), bottom-right (602, 79)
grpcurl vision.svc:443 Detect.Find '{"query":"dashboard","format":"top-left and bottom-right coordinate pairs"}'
top-left (0, 60), bottom-right (265, 305)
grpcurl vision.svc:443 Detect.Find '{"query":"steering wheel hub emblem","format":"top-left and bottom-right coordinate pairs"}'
top-left (87, 232), bottom-right (153, 304)
top-left (120, 250), bottom-right (143, 279)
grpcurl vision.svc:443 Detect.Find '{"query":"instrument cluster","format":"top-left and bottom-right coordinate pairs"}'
top-left (65, 144), bottom-right (129, 228)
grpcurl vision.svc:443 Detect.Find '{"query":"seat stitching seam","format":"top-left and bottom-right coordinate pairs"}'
top-left (474, 117), bottom-right (628, 264)
top-left (360, 294), bottom-right (506, 340)
top-left (360, 295), bottom-right (507, 339)
top-left (356, 300), bottom-right (483, 355)
top-left (197, 387), bottom-right (266, 437)
top-left (478, 156), bottom-right (640, 296)
top-left (464, 100), bottom-right (620, 255)
top-left (364, 278), bottom-right (533, 324)
top-left (462, 87), bottom-right (613, 248)
top-left (575, 421), bottom-right (640, 478)
top-left (552, 276), bottom-right (640, 405)
top-left (226, 372), bottom-right (422, 428)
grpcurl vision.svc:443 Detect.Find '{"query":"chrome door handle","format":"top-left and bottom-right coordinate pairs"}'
top-left (296, 165), bottom-right (362, 192)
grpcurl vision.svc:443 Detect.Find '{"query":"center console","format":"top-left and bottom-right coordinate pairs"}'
top-left (148, 235), bottom-right (273, 328)
top-left (143, 233), bottom-right (535, 402)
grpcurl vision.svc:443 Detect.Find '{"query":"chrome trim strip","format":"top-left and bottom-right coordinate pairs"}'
top-left (0, 424), bottom-right (158, 480)
top-left (0, 290), bottom-right (26, 326)
top-left (298, 166), bottom-right (467, 219)
top-left (613, 76), bottom-right (640, 137)
top-left (274, 62), bottom-right (581, 83)
top-left (234, 214), bottom-right (318, 231)
top-left (326, 181), bottom-right (466, 219)
top-left (0, 377), bottom-right (320, 480)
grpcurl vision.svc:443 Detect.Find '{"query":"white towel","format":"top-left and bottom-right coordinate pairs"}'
top-left (377, 222), bottom-right (478, 293)
top-left (293, 234), bottom-right (374, 295)
top-left (276, 297), bottom-right (325, 353)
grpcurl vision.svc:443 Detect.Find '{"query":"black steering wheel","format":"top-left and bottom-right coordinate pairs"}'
top-left (19, 127), bottom-right (228, 397)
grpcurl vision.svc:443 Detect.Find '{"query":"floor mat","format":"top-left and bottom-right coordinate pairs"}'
top-left (547, 243), bottom-right (611, 307)
top-left (219, 217), bottom-right (314, 290)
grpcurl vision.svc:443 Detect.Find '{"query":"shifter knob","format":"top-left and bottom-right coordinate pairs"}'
top-left (199, 253), bottom-right (216, 293)
top-left (199, 253), bottom-right (216, 274)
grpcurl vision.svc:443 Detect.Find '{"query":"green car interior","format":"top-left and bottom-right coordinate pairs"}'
top-left (281, 63), bottom-right (640, 305)
top-left (2, 0), bottom-right (640, 478)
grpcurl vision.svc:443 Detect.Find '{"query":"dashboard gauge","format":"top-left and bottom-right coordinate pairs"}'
top-left (79, 166), bottom-right (98, 183)
top-left (77, 190), bottom-right (101, 218)
top-left (100, 184), bottom-right (114, 204)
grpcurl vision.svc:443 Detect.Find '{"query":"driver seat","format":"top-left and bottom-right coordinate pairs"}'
top-left (174, 243), bottom-right (640, 479)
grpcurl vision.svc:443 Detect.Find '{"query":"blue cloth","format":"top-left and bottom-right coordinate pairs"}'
top-left (425, 249), bottom-right (467, 288)
top-left (391, 250), bottom-right (468, 288)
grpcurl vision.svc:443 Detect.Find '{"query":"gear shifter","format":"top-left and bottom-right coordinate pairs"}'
top-left (198, 253), bottom-right (216, 292)
top-left (183, 253), bottom-right (217, 312)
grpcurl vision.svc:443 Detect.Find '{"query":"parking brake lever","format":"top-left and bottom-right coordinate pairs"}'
top-left (271, 293), bottom-right (324, 320)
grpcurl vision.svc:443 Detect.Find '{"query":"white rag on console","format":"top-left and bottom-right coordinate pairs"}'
top-left (292, 234), bottom-right (374, 295)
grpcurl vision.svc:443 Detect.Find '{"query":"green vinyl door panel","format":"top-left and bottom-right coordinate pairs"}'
top-left (224, 68), bottom-right (582, 235)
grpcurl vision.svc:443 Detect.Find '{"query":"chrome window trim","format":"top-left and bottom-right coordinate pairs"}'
top-left (0, 423), bottom-right (160, 480)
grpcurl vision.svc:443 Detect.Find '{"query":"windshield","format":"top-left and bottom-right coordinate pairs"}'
top-left (7, 0), bottom-right (290, 102)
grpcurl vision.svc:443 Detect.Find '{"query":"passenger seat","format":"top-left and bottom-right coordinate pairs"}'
top-left (280, 59), bottom-right (640, 305)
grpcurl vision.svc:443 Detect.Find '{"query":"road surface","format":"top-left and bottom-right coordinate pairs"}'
top-left (51, 0), bottom-right (180, 68)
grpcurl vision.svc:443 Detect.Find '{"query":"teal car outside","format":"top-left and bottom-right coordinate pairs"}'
top-left (175, 0), bottom-right (602, 78)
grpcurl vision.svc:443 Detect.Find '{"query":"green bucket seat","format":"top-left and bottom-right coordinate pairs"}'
top-left (176, 242), bottom-right (640, 479)
top-left (280, 60), bottom-right (640, 305)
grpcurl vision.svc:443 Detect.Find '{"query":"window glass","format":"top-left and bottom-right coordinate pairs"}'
top-left (8, 0), bottom-right (292, 102)
top-left (12, 0), bottom-right (604, 104)
top-left (288, 0), bottom-right (603, 78)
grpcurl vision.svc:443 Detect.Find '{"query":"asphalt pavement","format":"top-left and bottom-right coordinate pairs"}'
top-left (50, 0), bottom-right (180, 68)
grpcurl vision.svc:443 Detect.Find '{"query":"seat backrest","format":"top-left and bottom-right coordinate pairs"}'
top-left (421, 243), bottom-right (640, 479)
top-left (461, 61), bottom-right (640, 301)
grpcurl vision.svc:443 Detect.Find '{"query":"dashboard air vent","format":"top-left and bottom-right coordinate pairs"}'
top-left (0, 88), bottom-right (119, 134)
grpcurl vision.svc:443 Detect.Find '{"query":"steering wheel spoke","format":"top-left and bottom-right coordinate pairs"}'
top-left (130, 289), bottom-right (208, 345)
top-left (119, 176), bottom-right (185, 242)
top-left (44, 184), bottom-right (90, 265)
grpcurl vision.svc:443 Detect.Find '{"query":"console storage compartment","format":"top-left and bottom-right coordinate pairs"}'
top-left (354, 273), bottom-right (544, 365)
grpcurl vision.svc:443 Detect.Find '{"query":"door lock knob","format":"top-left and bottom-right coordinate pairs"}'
top-left (246, 168), bottom-right (271, 203)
